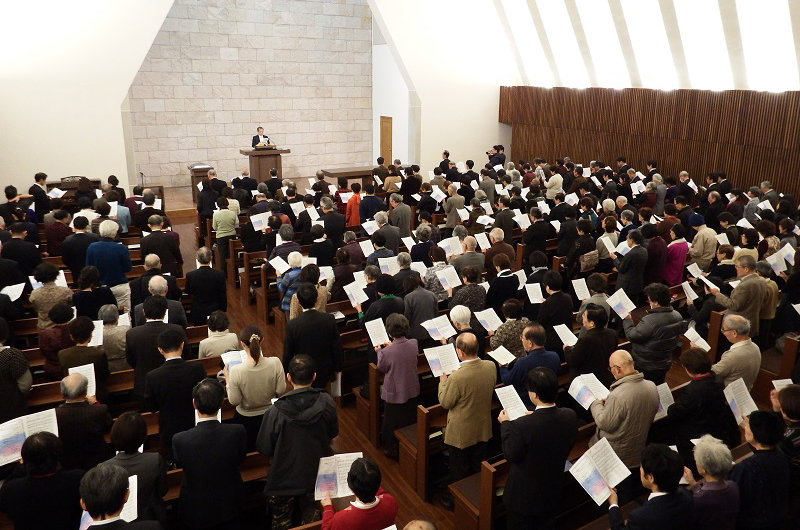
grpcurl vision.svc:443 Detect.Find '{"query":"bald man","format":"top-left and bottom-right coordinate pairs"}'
top-left (450, 235), bottom-right (485, 274)
top-left (404, 521), bottom-right (437, 530)
top-left (589, 349), bottom-right (659, 504)
top-left (437, 332), bottom-right (496, 510)
top-left (55, 373), bottom-right (113, 471)
top-left (133, 275), bottom-right (188, 327)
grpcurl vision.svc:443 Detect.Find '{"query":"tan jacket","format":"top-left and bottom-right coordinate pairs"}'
top-left (712, 338), bottom-right (761, 390)
top-left (438, 358), bottom-right (496, 449)
top-left (589, 372), bottom-right (659, 468)
top-left (760, 278), bottom-right (779, 320)
top-left (689, 226), bottom-right (717, 269)
top-left (714, 273), bottom-right (766, 336)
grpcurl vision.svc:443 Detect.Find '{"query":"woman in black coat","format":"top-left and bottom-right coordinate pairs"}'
top-left (486, 253), bottom-right (519, 315)
top-left (537, 270), bottom-right (574, 359)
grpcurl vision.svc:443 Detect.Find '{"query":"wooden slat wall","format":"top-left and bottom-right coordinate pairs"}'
top-left (499, 86), bottom-right (800, 201)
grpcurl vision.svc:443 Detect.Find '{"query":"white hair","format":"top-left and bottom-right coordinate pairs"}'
top-left (489, 227), bottom-right (504, 242)
top-left (99, 220), bottom-right (119, 238)
top-left (693, 434), bottom-right (734, 478)
top-left (397, 252), bottom-right (411, 268)
top-left (148, 275), bottom-right (167, 296)
top-left (287, 251), bottom-right (303, 268)
top-left (449, 305), bottom-right (471, 326)
top-left (374, 211), bottom-right (388, 225)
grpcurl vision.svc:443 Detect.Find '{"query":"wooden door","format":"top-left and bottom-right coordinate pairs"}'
top-left (380, 116), bottom-right (392, 162)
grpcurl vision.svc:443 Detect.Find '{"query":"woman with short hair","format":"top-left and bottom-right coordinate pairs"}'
top-left (29, 263), bottom-right (73, 330)
top-left (198, 311), bottom-right (239, 358)
top-left (72, 266), bottom-right (117, 320)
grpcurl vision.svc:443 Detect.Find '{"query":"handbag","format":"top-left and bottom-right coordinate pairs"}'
top-left (579, 250), bottom-right (599, 272)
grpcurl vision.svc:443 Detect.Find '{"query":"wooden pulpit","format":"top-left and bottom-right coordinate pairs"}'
top-left (239, 148), bottom-right (290, 181)
top-left (188, 163), bottom-right (213, 203)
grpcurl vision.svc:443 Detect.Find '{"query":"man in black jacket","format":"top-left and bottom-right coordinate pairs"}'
top-left (256, 354), bottom-right (338, 529)
top-left (144, 327), bottom-right (206, 464)
top-left (319, 196), bottom-right (345, 248)
top-left (1, 223), bottom-right (42, 276)
top-left (60, 216), bottom-right (100, 280)
top-left (522, 207), bottom-right (555, 265)
top-left (293, 194), bottom-right (317, 245)
top-left (79, 464), bottom-right (161, 530)
top-left (493, 196), bottom-right (515, 245)
top-left (500, 367), bottom-right (578, 530)
top-left (28, 172), bottom-right (51, 221)
top-left (128, 254), bottom-right (182, 312)
top-left (607, 444), bottom-right (694, 530)
top-left (132, 192), bottom-right (165, 232)
top-left (284, 284), bottom-right (342, 389)
top-left (613, 229), bottom-right (648, 306)
top-left (173, 379), bottom-right (247, 530)
top-left (185, 247), bottom-right (227, 326)
top-left (140, 215), bottom-right (183, 276)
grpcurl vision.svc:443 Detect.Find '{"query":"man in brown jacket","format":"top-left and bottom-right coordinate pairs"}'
top-left (437, 332), bottom-right (496, 510)
top-left (709, 255), bottom-right (767, 336)
top-left (483, 227), bottom-right (515, 281)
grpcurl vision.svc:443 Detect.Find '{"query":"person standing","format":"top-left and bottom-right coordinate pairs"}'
top-left (141, 215), bottom-right (183, 277)
top-left (499, 323), bottom-right (560, 408)
top-left (60, 217), bottom-right (101, 280)
top-left (185, 247), bottom-right (227, 326)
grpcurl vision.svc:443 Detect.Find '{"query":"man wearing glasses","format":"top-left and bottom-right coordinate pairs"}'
top-left (712, 314), bottom-right (761, 391)
top-left (708, 255), bottom-right (767, 337)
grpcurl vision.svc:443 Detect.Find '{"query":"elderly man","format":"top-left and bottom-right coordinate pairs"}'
top-left (268, 224), bottom-right (301, 263)
top-left (55, 373), bottom-right (113, 471)
top-left (129, 253), bottom-right (182, 312)
top-left (760, 180), bottom-right (779, 207)
top-left (709, 255), bottom-right (767, 336)
top-left (185, 247), bottom-right (227, 326)
top-left (389, 193), bottom-right (412, 238)
top-left (85, 220), bottom-right (132, 311)
top-left (499, 323), bottom-right (560, 408)
top-left (133, 192), bottom-right (165, 232)
top-left (140, 214), bottom-right (183, 276)
top-left (483, 228), bottom-right (515, 281)
top-left (319, 196), bottom-right (345, 248)
top-left (341, 230), bottom-right (365, 266)
top-left (651, 174), bottom-right (667, 216)
top-left (444, 184), bottom-right (465, 236)
top-left (590, 350), bottom-right (659, 502)
top-left (450, 236), bottom-right (485, 274)
top-left (392, 252), bottom-right (420, 296)
top-left (710, 314), bottom-right (762, 390)
top-left (133, 275), bottom-right (188, 327)
top-left (375, 211), bottom-right (400, 255)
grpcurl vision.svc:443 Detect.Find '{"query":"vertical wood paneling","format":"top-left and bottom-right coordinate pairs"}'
top-left (500, 86), bottom-right (800, 200)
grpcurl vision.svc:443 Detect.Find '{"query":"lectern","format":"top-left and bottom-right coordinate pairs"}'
top-left (239, 148), bottom-right (290, 181)
top-left (188, 163), bottom-right (213, 203)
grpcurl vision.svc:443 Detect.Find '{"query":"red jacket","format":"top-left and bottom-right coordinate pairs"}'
top-left (321, 488), bottom-right (397, 530)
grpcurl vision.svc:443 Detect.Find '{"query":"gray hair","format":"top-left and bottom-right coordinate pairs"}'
top-left (282, 179), bottom-right (292, 187)
top-left (755, 261), bottom-right (772, 278)
top-left (148, 275), bottom-right (168, 296)
top-left (736, 254), bottom-right (756, 270)
top-left (447, 184), bottom-right (458, 193)
top-left (196, 247), bottom-right (212, 265)
top-left (278, 224), bottom-right (294, 241)
top-left (645, 182), bottom-right (656, 191)
top-left (470, 198), bottom-right (482, 208)
top-left (416, 224), bottom-right (432, 242)
top-left (393, 159), bottom-right (401, 165)
top-left (748, 187), bottom-right (761, 198)
top-left (621, 210), bottom-right (635, 222)
top-left (147, 214), bottom-right (163, 227)
top-left (693, 434), bottom-right (734, 478)
top-left (723, 314), bottom-right (750, 336)
top-left (761, 180), bottom-right (773, 189)
top-left (344, 231), bottom-right (357, 243)
top-left (489, 227), bottom-right (504, 242)
top-left (287, 251), bottom-right (303, 268)
top-left (602, 198), bottom-right (615, 213)
top-left (463, 235), bottom-right (477, 251)
top-left (320, 196), bottom-right (334, 210)
top-left (474, 190), bottom-right (487, 200)
top-left (99, 220), bottom-right (119, 238)
top-left (449, 305), bottom-right (471, 326)
top-left (616, 196), bottom-right (628, 205)
top-left (709, 191), bottom-right (721, 201)
top-left (397, 252), bottom-right (411, 268)
top-left (61, 373), bottom-right (88, 399)
top-left (364, 265), bottom-right (381, 281)
top-left (374, 211), bottom-right (388, 225)
top-left (257, 183), bottom-right (268, 194)
top-left (652, 173), bottom-right (663, 184)
top-left (143, 253), bottom-right (161, 270)
top-left (98, 304), bottom-right (119, 325)
top-left (453, 225), bottom-right (467, 240)
top-left (509, 169), bottom-right (521, 181)
top-left (390, 193), bottom-right (402, 204)
top-left (255, 193), bottom-right (266, 201)
top-left (679, 171), bottom-right (689, 178)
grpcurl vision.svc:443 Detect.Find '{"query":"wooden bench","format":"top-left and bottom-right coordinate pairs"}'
top-left (239, 251), bottom-right (268, 304)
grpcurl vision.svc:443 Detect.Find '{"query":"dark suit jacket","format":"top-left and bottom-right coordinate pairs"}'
top-left (538, 291), bottom-right (575, 355)
top-left (133, 207), bottom-right (166, 232)
top-left (284, 309), bottom-right (342, 388)
top-left (556, 219), bottom-right (579, 256)
top-left (493, 209), bottom-right (515, 244)
top-left (0, 239), bottom-right (41, 276)
top-left (90, 520), bottom-right (161, 529)
top-left (28, 184), bottom-right (50, 220)
top-left (522, 220), bottom-right (555, 261)
top-left (0, 257), bottom-right (27, 291)
top-left (58, 345), bottom-right (111, 402)
top-left (252, 134), bottom-right (271, 147)
top-left (61, 232), bottom-right (100, 278)
top-left (501, 406), bottom-right (578, 517)
top-left (615, 245), bottom-right (648, 297)
top-left (133, 299), bottom-right (187, 328)
top-left (0, 469), bottom-right (85, 530)
top-left (144, 358), bottom-right (207, 458)
top-left (129, 269), bottom-right (182, 312)
top-left (55, 401), bottom-right (113, 471)
top-left (126, 322), bottom-right (183, 398)
top-left (321, 210), bottom-right (345, 248)
top-left (565, 327), bottom-right (618, 387)
top-left (294, 208), bottom-right (315, 245)
top-left (185, 266), bottom-right (227, 326)
top-left (609, 488), bottom-right (694, 530)
top-left (378, 224), bottom-right (401, 255)
top-left (486, 272), bottom-right (519, 314)
top-left (140, 231), bottom-right (183, 276)
top-left (666, 374), bottom-right (740, 448)
top-left (173, 421), bottom-right (247, 528)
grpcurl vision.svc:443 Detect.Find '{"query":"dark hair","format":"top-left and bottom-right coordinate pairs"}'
top-left (73, 216), bottom-right (90, 230)
top-left (755, 220), bottom-right (775, 237)
top-left (644, 283), bottom-right (670, 307)
top-left (747, 410), bottom-right (785, 446)
top-left (377, 156), bottom-right (385, 165)
top-left (586, 272), bottom-right (607, 294)
top-left (671, 223), bottom-right (686, 240)
top-left (21, 431), bottom-right (62, 475)
top-left (35, 172), bottom-right (47, 182)
top-left (216, 197), bottom-right (229, 209)
top-left (77, 177), bottom-right (92, 193)
top-left (402, 274), bottom-right (423, 296)
top-left (717, 244), bottom-right (734, 259)
top-left (143, 295), bottom-right (168, 320)
top-left (461, 265), bottom-right (481, 284)
top-left (778, 385), bottom-right (800, 421)
top-left (371, 231), bottom-right (386, 248)
top-left (529, 250), bottom-right (548, 269)
top-left (385, 313), bottom-right (409, 339)
top-left (640, 444), bottom-right (683, 493)
top-left (523, 322), bottom-right (546, 347)
top-left (576, 219), bottom-right (593, 235)
top-left (429, 246), bottom-right (446, 262)
top-left (95, 202), bottom-right (111, 217)
top-left (364, 183), bottom-right (375, 194)
top-left (68, 316), bottom-right (94, 343)
top-left (77, 197), bottom-right (92, 210)
top-left (142, 192), bottom-right (156, 206)
top-left (501, 298), bottom-right (523, 319)
top-left (33, 263), bottom-right (59, 284)
top-left (110, 411), bottom-right (147, 454)
top-left (602, 216), bottom-right (616, 234)
top-left (106, 190), bottom-right (120, 203)
top-left (288, 354), bottom-right (316, 385)
top-left (680, 347), bottom-right (712, 375)
top-left (296, 283), bottom-right (319, 309)
top-left (351, 182), bottom-right (361, 194)
top-left (239, 325), bottom-right (263, 365)
top-left (193, 378), bottom-right (222, 415)
top-left (77, 266), bottom-right (100, 290)
top-left (80, 464), bottom-right (130, 518)
top-left (48, 303), bottom-right (74, 325)
top-left (347, 458), bottom-right (382, 503)
top-left (526, 367), bottom-right (558, 403)
top-left (374, 274), bottom-right (395, 296)
top-left (542, 270), bottom-right (562, 291)
top-left (627, 229), bottom-right (644, 246)
top-left (492, 253), bottom-right (511, 270)
top-left (157, 327), bottom-right (185, 353)
top-left (207, 310), bottom-right (229, 332)
top-left (563, 206), bottom-right (576, 220)
top-left (310, 224), bottom-right (325, 239)
top-left (335, 248), bottom-right (350, 265)
top-left (583, 303), bottom-right (608, 328)
top-left (641, 223), bottom-right (657, 239)
top-left (742, 228), bottom-right (759, 248)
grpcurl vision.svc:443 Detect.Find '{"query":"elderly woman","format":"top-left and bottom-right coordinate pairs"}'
top-left (330, 248), bottom-right (355, 303)
top-left (423, 246), bottom-right (450, 302)
top-left (98, 304), bottom-right (130, 372)
top-left (289, 264), bottom-right (331, 319)
top-left (682, 435), bottom-right (740, 529)
top-left (0, 317), bottom-right (31, 423)
top-left (466, 198), bottom-right (486, 236)
top-left (596, 216), bottom-right (618, 273)
top-left (489, 299), bottom-right (529, 359)
top-left (38, 303), bottom-right (75, 379)
top-left (72, 266), bottom-right (117, 320)
top-left (85, 220), bottom-right (132, 311)
top-left (447, 304), bottom-right (485, 358)
top-left (375, 314), bottom-right (420, 460)
top-left (29, 263), bottom-right (73, 329)
top-left (277, 251), bottom-right (303, 317)
top-left (448, 265), bottom-right (486, 322)
top-left (410, 224), bottom-right (434, 267)
top-left (198, 310), bottom-right (240, 358)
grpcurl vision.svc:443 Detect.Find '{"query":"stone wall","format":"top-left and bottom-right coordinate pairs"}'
top-left (127, 0), bottom-right (372, 189)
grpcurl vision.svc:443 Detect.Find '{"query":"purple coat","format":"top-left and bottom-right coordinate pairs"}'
top-left (377, 337), bottom-right (420, 404)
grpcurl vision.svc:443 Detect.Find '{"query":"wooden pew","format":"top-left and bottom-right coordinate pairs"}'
top-left (753, 334), bottom-right (799, 405)
top-left (226, 239), bottom-right (244, 286)
top-left (239, 251), bottom-right (268, 304)
top-left (396, 403), bottom-right (448, 501)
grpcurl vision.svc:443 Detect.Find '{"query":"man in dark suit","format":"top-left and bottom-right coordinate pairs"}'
top-left (522, 206), bottom-right (555, 263)
top-left (319, 196), bottom-right (345, 248)
top-left (128, 254), bottom-right (182, 312)
top-left (132, 275), bottom-right (188, 327)
top-left (556, 208), bottom-right (579, 257)
top-left (284, 284), bottom-right (342, 389)
top-left (500, 367), bottom-right (578, 530)
top-left (293, 194), bottom-right (317, 245)
top-left (372, 156), bottom-right (390, 181)
top-left (548, 194), bottom-right (569, 222)
top-left (375, 211), bottom-right (400, 255)
top-left (173, 379), bottom-right (247, 530)
top-left (0, 256), bottom-right (27, 291)
top-left (703, 191), bottom-right (725, 232)
top-left (493, 196), bottom-right (515, 244)
top-left (613, 229), bottom-right (649, 306)
top-left (615, 157), bottom-right (630, 179)
top-left (60, 216), bottom-right (100, 280)
top-left (607, 444), bottom-right (694, 530)
top-left (264, 168), bottom-right (282, 196)
top-left (126, 296), bottom-right (184, 400)
top-left (132, 192), bottom-right (165, 232)
top-left (55, 372), bottom-right (113, 471)
top-left (28, 172), bottom-right (51, 221)
top-left (185, 247), bottom-right (227, 326)
top-left (645, 160), bottom-right (659, 184)
top-left (252, 126), bottom-right (271, 148)
top-left (144, 327), bottom-right (206, 465)
top-left (140, 215), bottom-right (183, 276)
top-left (79, 464), bottom-right (161, 529)
top-left (1, 223), bottom-right (42, 276)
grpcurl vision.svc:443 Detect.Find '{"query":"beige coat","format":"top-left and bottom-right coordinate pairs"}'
top-left (589, 372), bottom-right (659, 468)
top-left (438, 358), bottom-right (496, 449)
top-left (714, 273), bottom-right (766, 336)
top-left (760, 277), bottom-right (780, 320)
top-left (689, 226), bottom-right (717, 270)
top-left (712, 338), bottom-right (762, 390)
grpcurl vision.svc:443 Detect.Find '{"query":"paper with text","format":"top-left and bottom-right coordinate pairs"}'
top-left (0, 409), bottom-right (58, 466)
top-left (68, 364), bottom-right (97, 397)
top-left (773, 379), bottom-right (793, 391)
top-left (421, 315), bottom-right (457, 341)
top-left (378, 257), bottom-right (400, 276)
top-left (724, 378), bottom-right (758, 424)
top-left (475, 308), bottom-right (503, 332)
top-left (554, 324), bottom-right (578, 347)
top-left (568, 374), bottom-right (610, 410)
top-left (572, 278), bottom-right (591, 301)
top-left (681, 281), bottom-right (699, 302)
top-left (0, 283), bottom-right (24, 302)
top-left (314, 452), bottom-right (363, 500)
top-left (525, 283), bottom-right (544, 304)
top-left (569, 437), bottom-right (631, 505)
top-left (487, 346), bottom-right (516, 366)
top-left (423, 344), bottom-right (460, 376)
top-left (684, 326), bottom-right (710, 352)
top-left (606, 289), bottom-right (636, 319)
top-left (654, 383), bottom-right (674, 421)
top-left (221, 350), bottom-right (247, 370)
top-left (496, 386), bottom-right (528, 421)
top-left (269, 256), bottom-right (291, 275)
top-left (365, 319), bottom-right (391, 346)
top-left (343, 282), bottom-right (369, 307)
top-left (435, 266), bottom-right (462, 290)
top-left (474, 232), bottom-right (491, 250)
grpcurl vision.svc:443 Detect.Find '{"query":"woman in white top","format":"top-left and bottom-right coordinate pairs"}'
top-left (225, 325), bottom-right (286, 449)
top-left (198, 311), bottom-right (239, 358)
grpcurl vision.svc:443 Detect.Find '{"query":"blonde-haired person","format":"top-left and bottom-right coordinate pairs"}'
top-left (224, 325), bottom-right (285, 450)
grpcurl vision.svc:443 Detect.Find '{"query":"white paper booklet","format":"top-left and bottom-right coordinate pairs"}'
top-left (423, 344), bottom-right (461, 376)
top-left (686, 262), bottom-right (703, 278)
top-left (601, 237), bottom-right (617, 256)
top-left (514, 214), bottom-right (531, 230)
top-left (495, 386), bottom-right (529, 421)
top-left (343, 282), bottom-right (369, 307)
top-left (554, 324), bottom-right (578, 347)
top-left (654, 383), bottom-right (674, 421)
top-left (684, 326), bottom-right (711, 352)
top-left (0, 409), bottom-right (59, 466)
top-left (221, 350), bottom-right (248, 370)
top-left (0, 283), bottom-right (24, 302)
top-left (614, 241), bottom-right (630, 256)
top-left (569, 437), bottom-right (631, 505)
top-left (606, 289), bottom-right (636, 319)
top-left (435, 266), bottom-right (462, 290)
top-left (401, 237), bottom-right (416, 250)
top-left (681, 281), bottom-right (699, 302)
top-left (572, 278), bottom-right (591, 301)
top-left (475, 308), bottom-right (503, 332)
top-left (378, 257), bottom-right (400, 276)
top-left (314, 452), bottom-right (363, 500)
top-left (365, 318), bottom-right (391, 346)
top-left (486, 346), bottom-right (516, 366)
top-left (724, 378), bottom-right (758, 424)
top-left (362, 220), bottom-right (379, 235)
top-left (68, 363), bottom-right (97, 396)
top-left (525, 283), bottom-right (544, 304)
top-left (550, 220), bottom-right (561, 232)
top-left (421, 315), bottom-right (457, 341)
top-left (474, 232), bottom-right (491, 250)
top-left (568, 374), bottom-right (610, 409)
top-left (269, 256), bottom-right (291, 275)
top-left (438, 236), bottom-right (463, 258)
top-left (301, 256), bottom-right (317, 267)
top-left (773, 379), bottom-right (793, 391)
top-left (250, 212), bottom-right (270, 231)
top-left (89, 321), bottom-right (104, 347)
top-left (409, 262), bottom-right (427, 276)
top-left (359, 239), bottom-right (375, 258)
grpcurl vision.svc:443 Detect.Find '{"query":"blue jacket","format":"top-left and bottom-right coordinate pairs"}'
top-left (277, 267), bottom-right (302, 311)
top-left (85, 239), bottom-right (132, 287)
top-left (500, 347), bottom-right (561, 407)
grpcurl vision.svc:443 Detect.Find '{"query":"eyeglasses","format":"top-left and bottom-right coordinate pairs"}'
top-left (721, 328), bottom-right (733, 333)
top-left (608, 365), bottom-right (621, 372)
